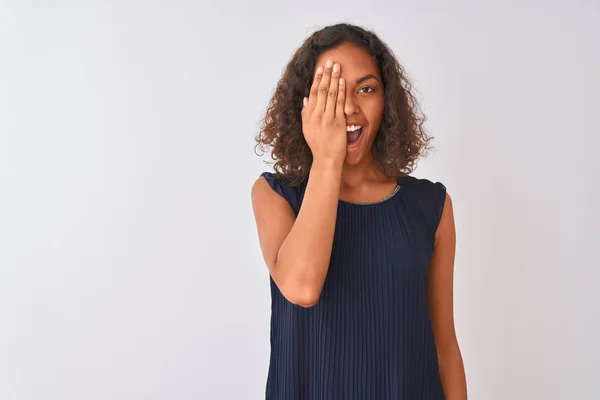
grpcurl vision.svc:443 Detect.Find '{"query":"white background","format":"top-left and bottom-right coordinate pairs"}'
top-left (1, 1), bottom-right (598, 399)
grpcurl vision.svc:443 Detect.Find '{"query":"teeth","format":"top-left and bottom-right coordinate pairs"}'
top-left (346, 125), bottom-right (362, 132)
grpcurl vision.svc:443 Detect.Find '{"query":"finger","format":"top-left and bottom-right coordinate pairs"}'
top-left (315, 60), bottom-right (333, 113)
top-left (307, 66), bottom-right (323, 111)
top-left (325, 63), bottom-right (340, 116)
top-left (335, 77), bottom-right (346, 119)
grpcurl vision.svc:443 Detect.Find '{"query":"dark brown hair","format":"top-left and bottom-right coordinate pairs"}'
top-left (254, 23), bottom-right (433, 186)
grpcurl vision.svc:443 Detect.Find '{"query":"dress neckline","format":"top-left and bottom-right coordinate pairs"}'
top-left (337, 176), bottom-right (404, 206)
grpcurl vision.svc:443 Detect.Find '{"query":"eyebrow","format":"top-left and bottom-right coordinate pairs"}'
top-left (356, 74), bottom-right (380, 85)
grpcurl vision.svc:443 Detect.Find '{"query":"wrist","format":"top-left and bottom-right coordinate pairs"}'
top-left (311, 157), bottom-right (344, 172)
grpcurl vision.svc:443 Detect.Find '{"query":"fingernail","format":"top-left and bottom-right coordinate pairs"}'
top-left (333, 63), bottom-right (339, 72)
top-left (317, 66), bottom-right (323, 74)
top-left (326, 60), bottom-right (332, 68)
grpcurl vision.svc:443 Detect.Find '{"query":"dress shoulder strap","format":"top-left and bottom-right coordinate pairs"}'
top-left (400, 175), bottom-right (447, 238)
top-left (259, 172), bottom-right (306, 216)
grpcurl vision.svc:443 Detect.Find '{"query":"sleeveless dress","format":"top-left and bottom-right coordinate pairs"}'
top-left (260, 171), bottom-right (447, 400)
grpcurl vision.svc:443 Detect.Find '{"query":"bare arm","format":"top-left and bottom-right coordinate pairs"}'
top-left (251, 159), bottom-right (343, 307)
top-left (252, 59), bottom-right (348, 307)
top-left (427, 192), bottom-right (468, 398)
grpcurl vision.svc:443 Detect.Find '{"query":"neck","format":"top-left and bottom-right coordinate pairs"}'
top-left (340, 151), bottom-right (389, 188)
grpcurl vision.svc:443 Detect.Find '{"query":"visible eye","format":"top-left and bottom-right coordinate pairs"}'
top-left (358, 86), bottom-right (375, 94)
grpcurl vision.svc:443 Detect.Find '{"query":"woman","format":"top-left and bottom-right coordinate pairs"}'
top-left (251, 23), bottom-right (467, 399)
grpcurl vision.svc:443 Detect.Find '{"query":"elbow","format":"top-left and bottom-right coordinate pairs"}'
top-left (280, 277), bottom-right (323, 308)
top-left (290, 290), bottom-right (321, 308)
top-left (273, 257), bottom-right (324, 308)
top-left (293, 291), bottom-right (320, 308)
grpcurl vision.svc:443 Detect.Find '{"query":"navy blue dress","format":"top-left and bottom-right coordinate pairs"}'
top-left (260, 171), bottom-right (447, 399)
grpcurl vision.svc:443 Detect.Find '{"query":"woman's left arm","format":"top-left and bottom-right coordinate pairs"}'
top-left (427, 192), bottom-right (468, 399)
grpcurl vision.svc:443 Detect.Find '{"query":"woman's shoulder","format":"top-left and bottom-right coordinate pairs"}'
top-left (400, 174), bottom-right (445, 188)
top-left (256, 171), bottom-right (306, 215)
top-left (258, 171), bottom-right (306, 192)
top-left (399, 174), bottom-right (448, 234)
top-left (399, 174), bottom-right (446, 199)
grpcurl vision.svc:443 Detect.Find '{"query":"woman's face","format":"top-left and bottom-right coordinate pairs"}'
top-left (314, 43), bottom-right (385, 165)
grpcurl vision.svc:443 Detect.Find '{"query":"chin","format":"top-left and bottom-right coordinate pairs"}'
top-left (344, 150), bottom-right (366, 165)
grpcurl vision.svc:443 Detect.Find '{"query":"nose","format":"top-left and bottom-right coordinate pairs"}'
top-left (344, 93), bottom-right (359, 116)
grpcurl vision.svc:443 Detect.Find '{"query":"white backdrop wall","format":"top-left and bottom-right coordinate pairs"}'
top-left (1, 1), bottom-right (598, 399)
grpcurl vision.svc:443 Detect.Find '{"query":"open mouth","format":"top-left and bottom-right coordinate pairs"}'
top-left (347, 126), bottom-right (363, 147)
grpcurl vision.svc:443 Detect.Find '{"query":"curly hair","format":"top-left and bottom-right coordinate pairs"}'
top-left (254, 23), bottom-right (433, 186)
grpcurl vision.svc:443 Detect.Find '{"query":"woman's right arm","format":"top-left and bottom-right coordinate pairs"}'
top-left (251, 59), bottom-right (347, 307)
top-left (251, 159), bottom-right (343, 307)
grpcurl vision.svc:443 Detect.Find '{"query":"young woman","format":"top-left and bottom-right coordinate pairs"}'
top-left (251, 23), bottom-right (467, 399)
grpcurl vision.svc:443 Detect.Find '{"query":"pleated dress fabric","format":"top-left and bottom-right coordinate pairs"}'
top-left (260, 171), bottom-right (447, 400)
